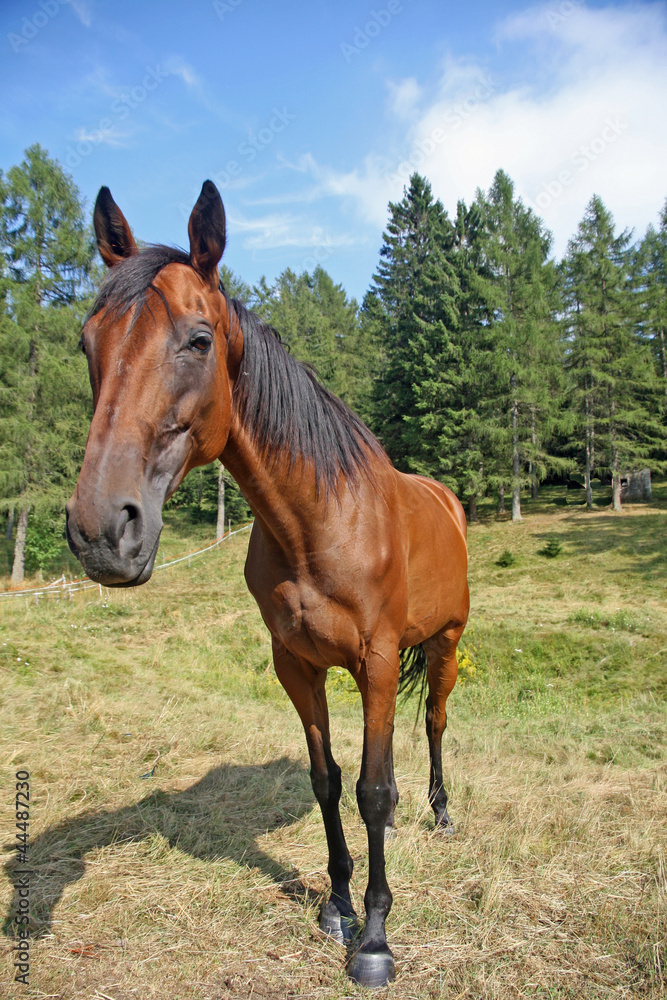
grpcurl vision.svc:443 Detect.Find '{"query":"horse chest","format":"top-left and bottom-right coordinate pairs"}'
top-left (263, 580), bottom-right (358, 668)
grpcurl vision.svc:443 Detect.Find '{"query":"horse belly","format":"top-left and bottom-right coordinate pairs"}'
top-left (401, 482), bottom-right (468, 646)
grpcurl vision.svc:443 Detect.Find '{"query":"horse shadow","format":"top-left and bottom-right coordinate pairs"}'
top-left (3, 757), bottom-right (316, 938)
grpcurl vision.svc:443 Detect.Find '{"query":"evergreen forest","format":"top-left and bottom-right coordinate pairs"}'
top-left (1, 145), bottom-right (666, 584)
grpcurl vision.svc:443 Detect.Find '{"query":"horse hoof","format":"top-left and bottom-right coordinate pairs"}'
top-left (319, 901), bottom-right (358, 945)
top-left (434, 809), bottom-right (456, 835)
top-left (347, 946), bottom-right (395, 988)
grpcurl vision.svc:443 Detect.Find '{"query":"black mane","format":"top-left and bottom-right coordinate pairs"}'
top-left (89, 245), bottom-right (388, 494)
top-left (230, 299), bottom-right (388, 493)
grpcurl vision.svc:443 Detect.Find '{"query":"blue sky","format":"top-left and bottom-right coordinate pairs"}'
top-left (2, 0), bottom-right (666, 301)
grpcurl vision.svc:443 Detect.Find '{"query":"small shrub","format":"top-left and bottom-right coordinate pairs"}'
top-left (496, 549), bottom-right (516, 568)
top-left (539, 536), bottom-right (562, 558)
top-left (570, 608), bottom-right (604, 628)
top-left (608, 609), bottom-right (642, 633)
top-left (25, 514), bottom-right (65, 573)
top-left (569, 607), bottom-right (644, 633)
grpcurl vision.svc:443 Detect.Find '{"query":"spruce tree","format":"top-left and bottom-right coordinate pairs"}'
top-left (561, 195), bottom-right (665, 511)
top-left (0, 145), bottom-right (94, 583)
top-left (414, 199), bottom-right (496, 519)
top-left (478, 170), bottom-right (561, 520)
top-left (368, 173), bottom-right (459, 475)
top-left (635, 201), bottom-right (667, 395)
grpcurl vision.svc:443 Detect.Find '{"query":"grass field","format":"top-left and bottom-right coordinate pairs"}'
top-left (1, 485), bottom-right (666, 999)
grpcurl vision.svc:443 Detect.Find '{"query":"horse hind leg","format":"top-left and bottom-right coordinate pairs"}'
top-left (423, 620), bottom-right (466, 832)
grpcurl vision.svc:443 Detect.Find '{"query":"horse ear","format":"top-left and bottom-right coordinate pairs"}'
top-left (188, 180), bottom-right (226, 288)
top-left (93, 187), bottom-right (138, 268)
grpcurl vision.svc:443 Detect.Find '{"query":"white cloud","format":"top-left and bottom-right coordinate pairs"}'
top-left (386, 77), bottom-right (422, 118)
top-left (280, 151), bottom-right (400, 228)
top-left (164, 56), bottom-right (200, 89)
top-left (69, 0), bottom-right (93, 27)
top-left (298, 3), bottom-right (667, 253)
top-left (75, 125), bottom-right (130, 147)
top-left (161, 55), bottom-right (242, 128)
top-left (228, 210), bottom-right (360, 251)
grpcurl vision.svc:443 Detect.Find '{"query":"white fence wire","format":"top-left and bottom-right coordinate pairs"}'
top-left (0, 522), bottom-right (253, 602)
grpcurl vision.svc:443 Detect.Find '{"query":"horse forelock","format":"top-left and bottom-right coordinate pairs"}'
top-left (87, 245), bottom-right (193, 324)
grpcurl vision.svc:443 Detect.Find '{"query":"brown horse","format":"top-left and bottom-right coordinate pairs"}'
top-left (66, 181), bottom-right (469, 988)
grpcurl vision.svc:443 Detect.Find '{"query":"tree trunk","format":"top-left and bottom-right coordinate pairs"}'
top-left (530, 407), bottom-right (538, 499)
top-left (467, 495), bottom-right (478, 523)
top-left (216, 463), bottom-right (226, 538)
top-left (10, 506), bottom-right (29, 587)
top-left (610, 394), bottom-right (622, 512)
top-left (6, 508), bottom-right (14, 541)
top-left (498, 484), bottom-right (506, 514)
top-left (660, 326), bottom-right (667, 395)
top-left (611, 466), bottom-right (622, 511)
top-left (511, 373), bottom-right (522, 521)
top-left (584, 384), bottom-right (593, 511)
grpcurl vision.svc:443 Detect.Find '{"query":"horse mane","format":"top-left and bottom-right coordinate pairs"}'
top-left (87, 245), bottom-right (389, 495)
top-left (230, 298), bottom-right (388, 494)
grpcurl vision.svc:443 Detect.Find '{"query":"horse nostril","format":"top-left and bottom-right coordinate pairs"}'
top-left (116, 501), bottom-right (144, 556)
top-left (122, 503), bottom-right (140, 525)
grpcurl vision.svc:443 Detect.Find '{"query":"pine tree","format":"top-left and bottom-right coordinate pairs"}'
top-left (368, 173), bottom-right (459, 474)
top-left (561, 195), bottom-right (665, 511)
top-left (434, 199), bottom-right (498, 519)
top-left (635, 200), bottom-right (667, 395)
top-left (478, 170), bottom-right (561, 520)
top-left (0, 145), bottom-right (94, 583)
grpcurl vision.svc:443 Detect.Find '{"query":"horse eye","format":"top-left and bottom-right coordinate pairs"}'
top-left (189, 332), bottom-right (212, 353)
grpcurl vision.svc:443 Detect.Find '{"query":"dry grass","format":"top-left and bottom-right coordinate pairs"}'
top-left (1, 487), bottom-right (666, 999)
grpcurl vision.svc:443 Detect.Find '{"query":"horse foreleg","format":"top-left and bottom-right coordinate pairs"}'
top-left (423, 621), bottom-right (466, 831)
top-left (272, 640), bottom-right (358, 944)
top-left (347, 643), bottom-right (399, 988)
top-left (385, 744), bottom-right (399, 837)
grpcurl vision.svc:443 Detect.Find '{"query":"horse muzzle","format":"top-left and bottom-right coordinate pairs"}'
top-left (65, 493), bottom-right (162, 587)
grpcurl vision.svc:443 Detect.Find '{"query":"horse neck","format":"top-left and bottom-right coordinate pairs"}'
top-left (221, 409), bottom-right (326, 556)
top-left (218, 307), bottom-right (340, 554)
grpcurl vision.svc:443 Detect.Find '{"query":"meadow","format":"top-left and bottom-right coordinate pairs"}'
top-left (1, 484), bottom-right (665, 999)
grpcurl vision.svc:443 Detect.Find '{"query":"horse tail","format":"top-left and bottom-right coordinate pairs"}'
top-left (398, 643), bottom-right (429, 707)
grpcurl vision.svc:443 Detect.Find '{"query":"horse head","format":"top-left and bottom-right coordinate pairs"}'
top-left (66, 181), bottom-right (239, 585)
